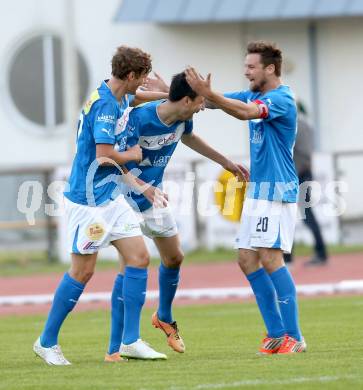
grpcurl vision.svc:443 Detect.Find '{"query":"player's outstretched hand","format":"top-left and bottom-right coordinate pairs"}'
top-left (127, 144), bottom-right (143, 163)
top-left (224, 160), bottom-right (250, 182)
top-left (236, 163), bottom-right (250, 182)
top-left (142, 72), bottom-right (169, 93)
top-left (185, 66), bottom-right (212, 97)
top-left (144, 186), bottom-right (168, 208)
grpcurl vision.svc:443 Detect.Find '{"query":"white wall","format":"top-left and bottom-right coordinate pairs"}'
top-left (317, 18), bottom-right (363, 152)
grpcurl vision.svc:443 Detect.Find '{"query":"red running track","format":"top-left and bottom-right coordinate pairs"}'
top-left (0, 252), bottom-right (362, 316)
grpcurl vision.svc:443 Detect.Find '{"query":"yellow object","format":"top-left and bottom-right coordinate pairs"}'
top-left (83, 89), bottom-right (100, 115)
top-left (85, 223), bottom-right (105, 241)
top-left (214, 170), bottom-right (247, 222)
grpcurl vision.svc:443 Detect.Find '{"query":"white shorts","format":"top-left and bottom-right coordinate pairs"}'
top-left (234, 198), bottom-right (297, 253)
top-left (65, 196), bottom-right (142, 254)
top-left (138, 206), bottom-right (178, 239)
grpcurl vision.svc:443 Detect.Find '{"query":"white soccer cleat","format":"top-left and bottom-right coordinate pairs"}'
top-left (120, 339), bottom-right (167, 360)
top-left (33, 337), bottom-right (71, 365)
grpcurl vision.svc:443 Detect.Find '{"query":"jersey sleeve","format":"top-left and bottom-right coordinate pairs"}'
top-left (259, 91), bottom-right (288, 122)
top-left (92, 101), bottom-right (117, 144)
top-left (184, 119), bottom-right (193, 134)
top-left (223, 90), bottom-right (249, 103)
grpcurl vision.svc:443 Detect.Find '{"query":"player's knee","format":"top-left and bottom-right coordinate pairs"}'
top-left (83, 270), bottom-right (95, 283)
top-left (136, 250), bottom-right (150, 268)
top-left (70, 269), bottom-right (94, 284)
top-left (261, 257), bottom-right (282, 273)
top-left (238, 252), bottom-right (259, 275)
top-left (163, 250), bottom-right (184, 268)
top-left (238, 257), bottom-right (251, 274)
top-left (260, 249), bottom-right (284, 273)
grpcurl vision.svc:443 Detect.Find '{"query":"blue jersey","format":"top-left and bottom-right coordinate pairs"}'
top-left (124, 100), bottom-right (193, 212)
top-left (225, 85), bottom-right (298, 202)
top-left (64, 80), bottom-right (133, 206)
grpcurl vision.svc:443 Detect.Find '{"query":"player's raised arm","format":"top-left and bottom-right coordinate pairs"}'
top-left (133, 90), bottom-right (169, 106)
top-left (132, 71), bottom-right (170, 105)
top-left (142, 71), bottom-right (170, 93)
top-left (141, 70), bottom-right (213, 115)
top-left (181, 132), bottom-right (249, 182)
top-left (185, 67), bottom-right (263, 120)
top-left (96, 143), bottom-right (142, 166)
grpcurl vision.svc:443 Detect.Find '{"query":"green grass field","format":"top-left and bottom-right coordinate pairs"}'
top-left (0, 296), bottom-right (362, 389)
top-left (1, 244), bottom-right (363, 277)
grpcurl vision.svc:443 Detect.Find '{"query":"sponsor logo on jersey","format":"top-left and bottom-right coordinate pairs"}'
top-left (143, 139), bottom-right (152, 147)
top-left (97, 114), bottom-right (115, 124)
top-left (85, 223), bottom-right (105, 241)
top-left (153, 155), bottom-right (171, 167)
top-left (139, 155), bottom-right (171, 167)
top-left (139, 123), bottom-right (185, 150)
top-left (101, 128), bottom-right (112, 136)
top-left (251, 128), bottom-right (263, 144)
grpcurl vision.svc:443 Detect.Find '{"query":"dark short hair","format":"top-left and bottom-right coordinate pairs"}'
top-left (169, 72), bottom-right (198, 102)
top-left (111, 45), bottom-right (152, 80)
top-left (247, 41), bottom-right (282, 77)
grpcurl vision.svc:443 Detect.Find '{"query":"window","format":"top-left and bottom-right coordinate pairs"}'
top-left (7, 33), bottom-right (89, 130)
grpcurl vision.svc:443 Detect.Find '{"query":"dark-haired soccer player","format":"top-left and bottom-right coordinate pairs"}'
top-left (186, 41), bottom-right (306, 354)
top-left (105, 71), bottom-right (247, 357)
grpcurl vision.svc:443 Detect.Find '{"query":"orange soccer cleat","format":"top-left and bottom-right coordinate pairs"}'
top-left (104, 352), bottom-right (127, 362)
top-left (258, 335), bottom-right (285, 354)
top-left (151, 312), bottom-right (185, 353)
top-left (277, 335), bottom-right (307, 354)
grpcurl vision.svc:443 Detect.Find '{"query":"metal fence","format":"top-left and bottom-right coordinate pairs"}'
top-left (332, 150), bottom-right (363, 244)
top-left (1, 150), bottom-right (362, 263)
top-left (0, 167), bottom-right (57, 261)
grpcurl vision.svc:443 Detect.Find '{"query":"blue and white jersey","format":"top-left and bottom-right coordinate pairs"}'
top-left (64, 80), bottom-right (134, 206)
top-left (225, 85), bottom-right (298, 203)
top-left (124, 100), bottom-right (193, 212)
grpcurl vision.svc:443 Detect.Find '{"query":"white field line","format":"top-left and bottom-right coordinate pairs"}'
top-left (1, 280), bottom-right (363, 306)
top-left (158, 375), bottom-right (359, 390)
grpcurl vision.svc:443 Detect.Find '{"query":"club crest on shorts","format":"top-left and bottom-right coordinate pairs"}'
top-left (85, 223), bottom-right (105, 241)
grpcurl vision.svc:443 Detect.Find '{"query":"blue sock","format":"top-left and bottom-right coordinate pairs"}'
top-left (122, 266), bottom-right (147, 345)
top-left (108, 273), bottom-right (124, 354)
top-left (157, 263), bottom-right (180, 323)
top-left (269, 266), bottom-right (302, 341)
top-left (40, 273), bottom-right (84, 347)
top-left (247, 268), bottom-right (285, 338)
